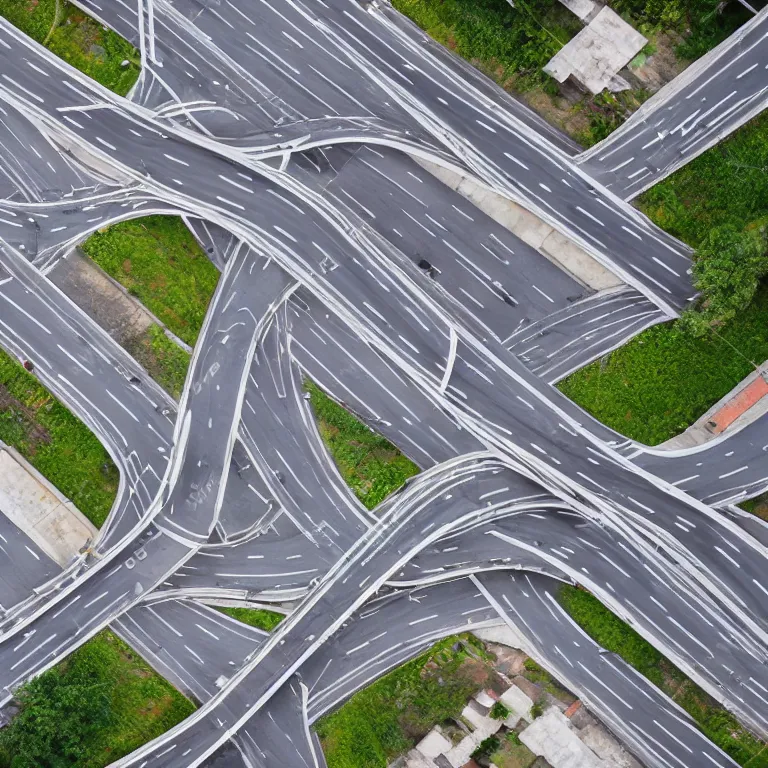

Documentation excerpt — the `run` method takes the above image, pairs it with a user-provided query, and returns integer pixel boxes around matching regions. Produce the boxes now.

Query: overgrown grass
[125,325,191,401]
[0,630,195,768]
[0,348,118,528]
[216,606,285,633]
[392,0,578,91]
[82,217,220,347]
[606,0,750,60]
[558,587,768,766]
[640,113,768,247]
[316,635,493,768]
[0,0,139,95]
[558,284,768,445]
[306,381,420,509]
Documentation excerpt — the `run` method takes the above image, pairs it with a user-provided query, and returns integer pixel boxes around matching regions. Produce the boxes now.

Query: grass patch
[124,325,191,401]
[316,635,494,768]
[558,284,768,445]
[0,347,118,528]
[739,494,768,522]
[560,115,768,446]
[82,217,220,347]
[0,630,195,768]
[639,113,768,248]
[306,381,420,509]
[216,606,284,633]
[558,586,767,766]
[0,0,139,96]
[491,738,536,768]
[391,0,578,91]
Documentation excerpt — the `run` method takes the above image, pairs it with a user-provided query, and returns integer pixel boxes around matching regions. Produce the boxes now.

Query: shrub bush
[682,224,768,335]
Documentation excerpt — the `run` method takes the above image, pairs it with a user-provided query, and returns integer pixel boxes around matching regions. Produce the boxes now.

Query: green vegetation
[558,586,768,766]
[560,115,768,445]
[306,381,420,509]
[0,0,139,95]
[125,325,191,400]
[82,217,220,347]
[217,606,285,633]
[317,635,494,768]
[489,701,510,720]
[607,0,750,59]
[679,225,767,336]
[391,0,577,92]
[491,735,536,768]
[558,284,768,444]
[506,731,522,746]
[641,113,768,245]
[740,494,768,522]
[471,735,501,760]
[0,347,118,527]
[0,630,195,768]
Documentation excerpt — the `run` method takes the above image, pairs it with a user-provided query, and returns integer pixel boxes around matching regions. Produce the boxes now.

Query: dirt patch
[628,31,688,92]
[48,249,152,345]
[0,384,52,451]
[519,88,592,141]
[751,501,768,522]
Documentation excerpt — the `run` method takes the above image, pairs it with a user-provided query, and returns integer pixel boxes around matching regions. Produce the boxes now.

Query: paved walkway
[0,442,96,567]
[660,362,768,450]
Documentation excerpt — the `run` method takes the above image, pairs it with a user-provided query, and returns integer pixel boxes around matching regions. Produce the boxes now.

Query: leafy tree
[0,668,112,768]
[489,701,510,720]
[680,225,767,336]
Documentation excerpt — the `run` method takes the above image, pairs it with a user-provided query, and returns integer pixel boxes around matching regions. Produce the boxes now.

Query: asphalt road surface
[0,2,766,767]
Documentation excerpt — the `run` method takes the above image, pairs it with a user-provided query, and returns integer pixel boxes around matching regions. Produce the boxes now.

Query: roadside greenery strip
[558,587,768,766]
[216,607,285,633]
[306,381,420,509]
[0,347,118,528]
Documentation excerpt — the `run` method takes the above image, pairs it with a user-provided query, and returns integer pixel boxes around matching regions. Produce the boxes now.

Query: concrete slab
[445,715,501,768]
[501,684,534,723]
[520,708,608,768]
[558,0,596,21]
[49,248,192,352]
[513,675,543,703]
[475,690,496,709]
[401,749,437,768]
[49,248,152,345]
[0,444,97,566]
[579,724,643,768]
[544,7,647,94]
[461,700,490,730]
[417,730,453,759]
